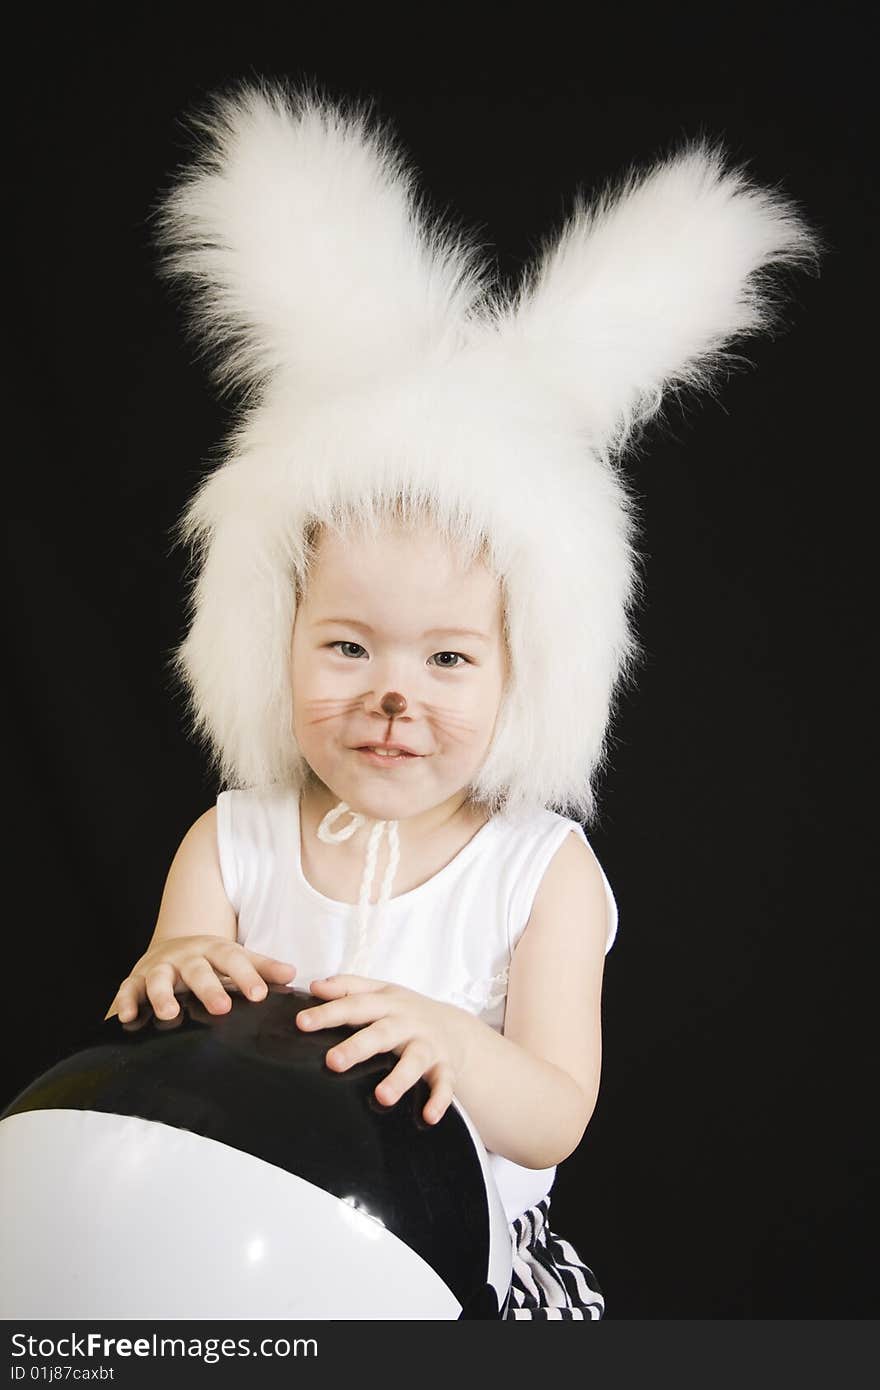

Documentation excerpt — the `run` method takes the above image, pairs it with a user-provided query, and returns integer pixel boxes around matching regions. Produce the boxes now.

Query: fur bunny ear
[150,79,490,401]
[490,136,824,456]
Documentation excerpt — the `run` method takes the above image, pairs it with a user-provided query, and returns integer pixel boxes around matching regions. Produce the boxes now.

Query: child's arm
[104,808,297,1022]
[303,830,609,1170]
[448,830,609,1169]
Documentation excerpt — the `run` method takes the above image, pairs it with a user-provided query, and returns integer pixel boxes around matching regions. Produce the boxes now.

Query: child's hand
[105,936,297,1023]
[297,975,471,1125]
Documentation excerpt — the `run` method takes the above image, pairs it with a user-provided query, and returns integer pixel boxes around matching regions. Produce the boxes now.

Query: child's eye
[430,651,469,668]
[328,641,368,659]
[327,642,469,667]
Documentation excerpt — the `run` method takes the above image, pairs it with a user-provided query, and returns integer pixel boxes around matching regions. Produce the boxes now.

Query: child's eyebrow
[314,617,490,643]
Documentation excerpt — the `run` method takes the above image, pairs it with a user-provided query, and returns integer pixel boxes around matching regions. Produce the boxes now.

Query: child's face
[291,521,508,823]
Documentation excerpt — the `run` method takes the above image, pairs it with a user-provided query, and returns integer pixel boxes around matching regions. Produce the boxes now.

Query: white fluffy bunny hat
[153,78,821,841]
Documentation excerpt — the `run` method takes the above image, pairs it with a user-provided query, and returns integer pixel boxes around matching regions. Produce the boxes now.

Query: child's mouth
[355,747,418,766]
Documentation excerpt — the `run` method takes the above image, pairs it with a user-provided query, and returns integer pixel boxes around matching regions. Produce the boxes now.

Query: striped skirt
[504,1197,605,1319]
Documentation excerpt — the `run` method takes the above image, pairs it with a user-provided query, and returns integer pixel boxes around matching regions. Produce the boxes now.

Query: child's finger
[143,961,184,1020]
[113,977,145,1023]
[246,951,298,977]
[204,944,295,1002]
[309,974,380,995]
[373,1040,432,1107]
[424,1067,455,1124]
[298,991,385,1032]
[323,1019,399,1070]
[174,957,235,1015]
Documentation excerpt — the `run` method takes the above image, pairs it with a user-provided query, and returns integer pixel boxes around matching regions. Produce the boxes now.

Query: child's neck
[300,774,487,853]
[298,773,492,904]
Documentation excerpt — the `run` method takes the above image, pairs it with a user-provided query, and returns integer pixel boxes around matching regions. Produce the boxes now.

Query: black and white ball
[0,987,512,1319]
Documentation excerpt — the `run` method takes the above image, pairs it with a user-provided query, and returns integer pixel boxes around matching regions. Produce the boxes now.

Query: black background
[6,2,874,1319]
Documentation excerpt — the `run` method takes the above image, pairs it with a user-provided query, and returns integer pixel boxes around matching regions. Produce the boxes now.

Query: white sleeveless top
[215,786,618,1224]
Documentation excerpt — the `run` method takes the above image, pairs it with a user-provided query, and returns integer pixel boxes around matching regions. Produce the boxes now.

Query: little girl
[105,79,821,1318]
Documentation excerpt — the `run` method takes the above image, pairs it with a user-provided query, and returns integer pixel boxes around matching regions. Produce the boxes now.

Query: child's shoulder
[218,783,291,804]
[216,784,293,820]
[493,805,617,955]
[215,784,295,853]
[491,803,589,846]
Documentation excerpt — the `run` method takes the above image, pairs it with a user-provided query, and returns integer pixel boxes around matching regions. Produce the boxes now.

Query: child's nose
[380,691,407,717]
